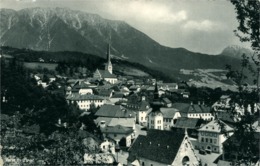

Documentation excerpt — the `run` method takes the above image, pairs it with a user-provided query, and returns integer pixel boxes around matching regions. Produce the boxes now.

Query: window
[214,139,217,144]
[114,134,117,137]
[201,137,204,142]
[210,139,212,143]
[206,138,208,142]
[141,117,143,121]
[142,162,145,166]
[182,156,190,166]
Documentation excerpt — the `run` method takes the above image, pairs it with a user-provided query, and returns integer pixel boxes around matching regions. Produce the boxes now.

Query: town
[1,44,259,166]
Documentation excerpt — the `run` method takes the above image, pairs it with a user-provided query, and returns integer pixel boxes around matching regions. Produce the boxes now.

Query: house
[110,92,126,104]
[98,89,113,99]
[160,108,181,130]
[93,44,118,84]
[162,97,172,107]
[212,96,257,122]
[66,93,105,111]
[197,120,233,154]
[174,117,206,139]
[136,99,150,125]
[101,125,134,147]
[100,137,116,154]
[71,81,94,95]
[127,129,200,166]
[95,105,135,117]
[173,102,214,121]
[95,104,136,130]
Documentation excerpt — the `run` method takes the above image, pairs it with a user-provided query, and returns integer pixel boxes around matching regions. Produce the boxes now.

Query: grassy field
[24,62,58,71]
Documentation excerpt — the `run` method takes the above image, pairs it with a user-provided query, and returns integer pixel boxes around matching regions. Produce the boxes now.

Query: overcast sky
[0,0,251,54]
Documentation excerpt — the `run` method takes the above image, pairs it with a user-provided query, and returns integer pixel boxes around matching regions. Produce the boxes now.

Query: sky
[0,0,251,55]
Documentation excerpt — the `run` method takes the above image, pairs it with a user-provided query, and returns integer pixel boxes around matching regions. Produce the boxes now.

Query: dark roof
[160,108,179,118]
[111,93,124,98]
[174,118,201,129]
[99,70,117,78]
[95,104,135,118]
[101,125,133,134]
[98,89,113,97]
[66,93,104,101]
[128,129,186,164]
[162,98,172,104]
[173,103,211,114]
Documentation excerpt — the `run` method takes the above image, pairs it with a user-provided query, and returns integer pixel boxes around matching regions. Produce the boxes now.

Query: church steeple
[105,44,113,74]
[107,44,111,63]
[153,81,159,101]
[151,81,162,112]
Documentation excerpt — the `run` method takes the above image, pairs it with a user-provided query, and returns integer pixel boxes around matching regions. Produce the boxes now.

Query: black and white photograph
[0,0,259,165]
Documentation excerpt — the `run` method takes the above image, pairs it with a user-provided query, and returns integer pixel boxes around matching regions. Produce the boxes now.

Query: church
[93,44,118,84]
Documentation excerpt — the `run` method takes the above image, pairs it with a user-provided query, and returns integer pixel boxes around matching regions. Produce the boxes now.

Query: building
[127,129,200,166]
[101,125,133,147]
[66,93,105,111]
[173,102,214,121]
[71,80,94,95]
[93,44,118,84]
[197,120,233,154]
[160,108,181,130]
[95,104,136,131]
[212,95,258,122]
[147,83,164,130]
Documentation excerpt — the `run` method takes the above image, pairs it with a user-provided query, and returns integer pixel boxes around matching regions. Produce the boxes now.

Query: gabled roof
[66,93,104,101]
[173,103,211,114]
[101,125,133,134]
[128,129,186,164]
[99,70,117,79]
[160,108,179,118]
[162,98,172,104]
[111,93,124,98]
[98,89,113,97]
[95,104,135,118]
[198,120,233,133]
[109,118,135,128]
[174,117,202,129]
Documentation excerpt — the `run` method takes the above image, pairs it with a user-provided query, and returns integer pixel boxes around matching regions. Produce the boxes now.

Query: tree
[219,1,260,165]
[230,0,260,93]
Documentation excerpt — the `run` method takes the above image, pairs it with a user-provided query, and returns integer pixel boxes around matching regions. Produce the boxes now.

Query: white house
[197,120,233,153]
[66,93,105,111]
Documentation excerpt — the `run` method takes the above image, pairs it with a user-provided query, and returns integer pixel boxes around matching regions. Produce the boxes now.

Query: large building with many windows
[66,93,105,111]
[197,120,233,153]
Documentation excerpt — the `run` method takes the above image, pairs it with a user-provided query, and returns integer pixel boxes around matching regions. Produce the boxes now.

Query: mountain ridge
[0,7,242,74]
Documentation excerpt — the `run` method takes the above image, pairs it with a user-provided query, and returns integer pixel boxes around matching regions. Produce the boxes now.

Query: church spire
[153,81,159,101]
[107,43,111,63]
[105,43,113,74]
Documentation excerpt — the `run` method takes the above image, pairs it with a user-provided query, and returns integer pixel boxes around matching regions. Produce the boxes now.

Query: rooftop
[66,93,104,101]
[128,129,186,164]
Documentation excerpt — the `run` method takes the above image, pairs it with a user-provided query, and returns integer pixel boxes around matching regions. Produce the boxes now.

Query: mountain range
[0,7,247,78]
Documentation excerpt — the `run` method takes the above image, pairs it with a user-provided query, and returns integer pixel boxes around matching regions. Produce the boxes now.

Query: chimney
[202,101,205,106]
[198,101,201,105]
[141,96,146,101]
[190,101,193,106]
